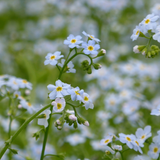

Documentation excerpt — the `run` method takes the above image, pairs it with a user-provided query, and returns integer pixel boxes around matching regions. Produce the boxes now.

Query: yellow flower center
[136,30,140,35]
[75,91,80,95]
[110,100,115,105]
[105,139,110,143]
[15,94,19,98]
[135,141,139,146]
[50,55,55,60]
[22,80,27,84]
[13,81,17,85]
[154,147,158,153]
[84,96,89,101]
[56,86,62,92]
[89,35,94,39]
[141,135,145,139]
[88,46,94,51]
[145,19,150,24]
[28,102,32,107]
[57,103,62,109]
[71,39,77,43]
[126,137,131,141]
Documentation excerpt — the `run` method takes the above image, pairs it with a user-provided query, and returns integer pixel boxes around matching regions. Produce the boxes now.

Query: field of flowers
[0,0,160,160]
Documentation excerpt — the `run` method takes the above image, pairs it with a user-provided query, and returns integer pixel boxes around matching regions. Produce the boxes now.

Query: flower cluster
[0,75,34,113]
[131,13,160,58]
[100,126,152,159]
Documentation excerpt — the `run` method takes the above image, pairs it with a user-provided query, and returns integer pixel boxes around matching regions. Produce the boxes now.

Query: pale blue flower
[47,80,70,100]
[44,51,63,66]
[64,34,83,48]
[153,25,160,42]
[130,25,142,41]
[140,13,159,34]
[82,31,100,43]
[82,40,100,56]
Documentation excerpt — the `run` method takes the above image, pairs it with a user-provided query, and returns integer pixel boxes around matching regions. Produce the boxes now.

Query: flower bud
[133,45,146,53]
[73,121,78,129]
[69,114,77,121]
[81,60,89,71]
[93,63,102,70]
[97,49,106,57]
[87,66,92,74]
[25,89,31,95]
[18,104,22,109]
[84,121,89,126]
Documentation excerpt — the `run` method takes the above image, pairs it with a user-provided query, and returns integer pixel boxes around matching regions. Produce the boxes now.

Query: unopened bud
[84,121,89,126]
[133,45,146,53]
[97,49,106,57]
[56,119,61,125]
[93,63,102,70]
[18,104,22,109]
[57,126,62,130]
[87,67,92,74]
[69,114,77,121]
[25,89,31,95]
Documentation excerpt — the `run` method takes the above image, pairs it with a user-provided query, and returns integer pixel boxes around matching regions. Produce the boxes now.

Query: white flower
[20,100,35,114]
[148,143,160,159]
[136,126,152,143]
[151,104,160,116]
[18,79,32,90]
[47,80,70,100]
[84,121,89,126]
[81,92,94,110]
[64,34,83,48]
[51,97,66,112]
[140,13,159,34]
[122,99,140,116]
[119,133,134,149]
[133,155,151,160]
[100,135,113,145]
[131,25,142,41]
[82,40,100,56]
[105,146,115,155]
[6,77,20,90]
[44,51,64,66]
[38,109,51,128]
[153,25,160,42]
[67,86,84,101]
[82,31,100,43]
[112,145,122,151]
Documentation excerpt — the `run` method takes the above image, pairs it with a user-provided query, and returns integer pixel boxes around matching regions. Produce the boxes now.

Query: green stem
[66,102,79,117]
[40,105,53,160]
[56,64,61,71]
[0,104,51,159]
[8,116,12,160]
[58,52,93,79]
[120,151,124,160]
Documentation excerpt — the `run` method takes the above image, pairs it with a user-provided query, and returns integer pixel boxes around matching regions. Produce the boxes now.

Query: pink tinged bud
[101,49,106,54]
[133,45,140,53]
[69,114,77,121]
[56,119,61,125]
[84,121,89,126]
[18,104,22,108]
[57,126,62,129]
[25,89,31,95]
[142,51,146,55]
